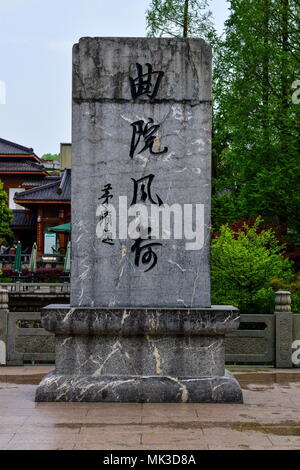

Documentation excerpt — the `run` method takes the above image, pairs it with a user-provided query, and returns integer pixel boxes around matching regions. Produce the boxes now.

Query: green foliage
[211,219,293,313]
[0,277,12,283]
[146,1,300,239]
[145,1,300,312]
[146,0,216,42]
[292,294,300,314]
[0,179,13,245]
[213,0,300,236]
[41,153,60,161]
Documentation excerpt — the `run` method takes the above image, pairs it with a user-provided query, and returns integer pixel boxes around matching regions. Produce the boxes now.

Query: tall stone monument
[36,37,243,403]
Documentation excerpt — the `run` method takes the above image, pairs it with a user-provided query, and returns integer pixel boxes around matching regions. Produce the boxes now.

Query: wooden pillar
[58,234,65,252]
[37,207,44,255]
[58,208,66,252]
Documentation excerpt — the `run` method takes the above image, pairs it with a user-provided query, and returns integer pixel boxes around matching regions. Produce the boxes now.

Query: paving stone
[1,368,300,449]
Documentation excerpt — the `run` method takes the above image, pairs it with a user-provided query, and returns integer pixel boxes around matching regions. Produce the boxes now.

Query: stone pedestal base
[35,305,243,403]
[36,371,242,403]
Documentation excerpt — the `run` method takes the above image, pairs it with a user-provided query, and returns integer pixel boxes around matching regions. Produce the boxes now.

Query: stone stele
[36,37,243,403]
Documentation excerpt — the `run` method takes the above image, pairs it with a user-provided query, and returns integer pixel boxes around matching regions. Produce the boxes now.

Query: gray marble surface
[36,371,243,403]
[41,305,240,336]
[35,305,243,403]
[73,37,212,103]
[71,37,212,308]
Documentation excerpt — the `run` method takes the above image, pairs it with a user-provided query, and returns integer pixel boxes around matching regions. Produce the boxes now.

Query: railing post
[0,288,9,365]
[275,291,293,368]
[50,285,56,294]
[63,282,69,293]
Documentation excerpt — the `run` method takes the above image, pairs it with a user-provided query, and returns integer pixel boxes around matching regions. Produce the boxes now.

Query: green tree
[213,0,300,236]
[0,179,13,244]
[146,0,215,42]
[211,219,293,313]
[41,153,60,161]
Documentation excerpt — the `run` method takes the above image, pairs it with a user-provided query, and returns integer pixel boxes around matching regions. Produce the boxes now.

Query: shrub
[215,216,300,271]
[0,267,64,282]
[1,267,15,279]
[35,268,64,281]
[211,218,293,313]
[0,277,13,283]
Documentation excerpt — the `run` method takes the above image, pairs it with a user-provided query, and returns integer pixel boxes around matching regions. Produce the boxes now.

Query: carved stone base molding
[36,305,243,403]
[36,371,242,403]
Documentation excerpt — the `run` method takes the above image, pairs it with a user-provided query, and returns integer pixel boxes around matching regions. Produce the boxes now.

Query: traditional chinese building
[0,137,49,248]
[14,169,71,255]
[0,138,71,255]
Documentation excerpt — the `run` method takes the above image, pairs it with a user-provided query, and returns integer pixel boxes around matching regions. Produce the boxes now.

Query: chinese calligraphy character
[98,184,114,246]
[131,229,162,272]
[130,118,168,159]
[99,184,113,205]
[129,63,164,100]
[102,226,114,246]
[99,210,110,222]
[130,174,163,207]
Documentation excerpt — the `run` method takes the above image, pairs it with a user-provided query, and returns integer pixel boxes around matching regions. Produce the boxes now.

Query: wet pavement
[0,367,300,450]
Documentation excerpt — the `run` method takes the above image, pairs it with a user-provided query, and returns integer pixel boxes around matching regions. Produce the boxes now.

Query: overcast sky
[0,0,229,156]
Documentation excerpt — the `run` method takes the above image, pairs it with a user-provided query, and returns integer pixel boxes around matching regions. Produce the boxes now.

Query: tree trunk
[279,0,289,226]
[262,0,270,166]
[183,0,189,38]
[280,0,289,148]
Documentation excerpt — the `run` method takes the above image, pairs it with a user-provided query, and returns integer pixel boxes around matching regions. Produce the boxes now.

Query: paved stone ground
[0,367,300,450]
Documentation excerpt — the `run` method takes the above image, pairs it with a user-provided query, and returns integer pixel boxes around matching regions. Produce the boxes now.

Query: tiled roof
[0,138,35,155]
[0,159,46,173]
[14,169,71,202]
[12,210,37,227]
[21,176,60,187]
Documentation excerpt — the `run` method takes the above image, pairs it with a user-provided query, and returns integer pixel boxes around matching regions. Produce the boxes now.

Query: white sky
[0,0,229,156]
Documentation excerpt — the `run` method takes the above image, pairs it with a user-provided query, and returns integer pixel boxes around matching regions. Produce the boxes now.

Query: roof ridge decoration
[28,160,45,169]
